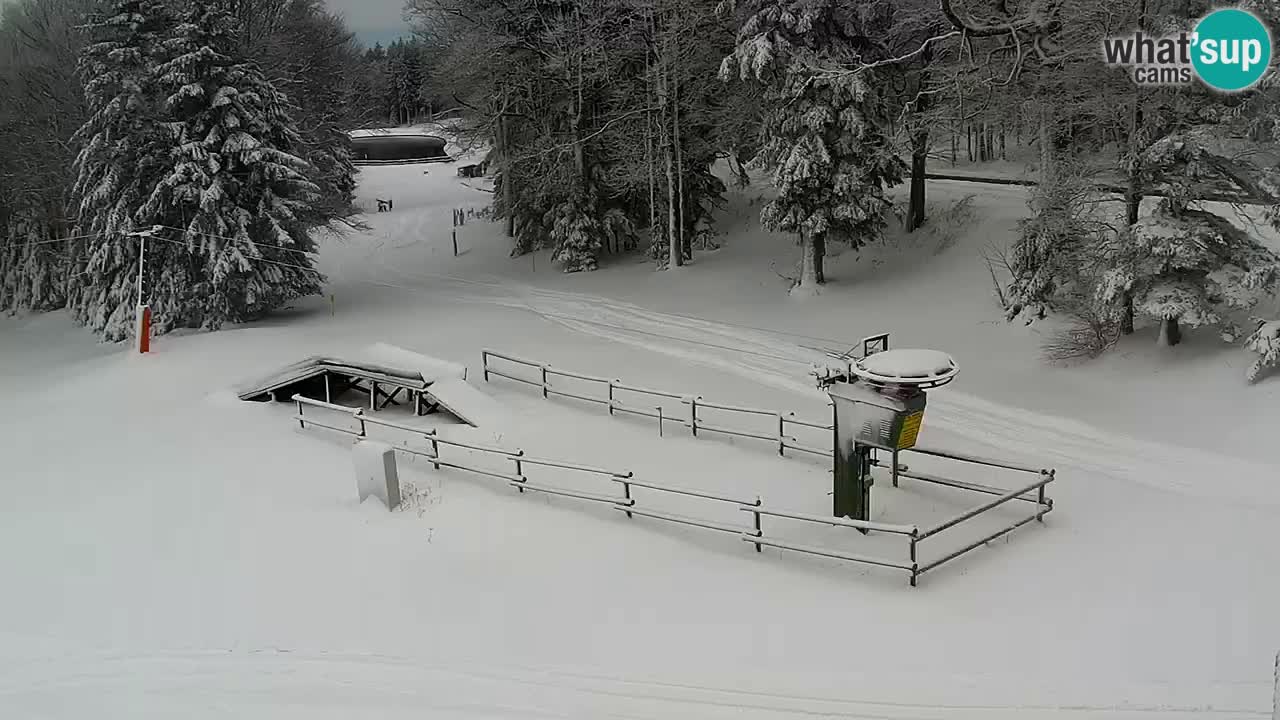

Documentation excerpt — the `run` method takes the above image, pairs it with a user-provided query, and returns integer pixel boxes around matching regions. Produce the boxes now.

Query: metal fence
[480,348,835,457]
[292,393,1054,586]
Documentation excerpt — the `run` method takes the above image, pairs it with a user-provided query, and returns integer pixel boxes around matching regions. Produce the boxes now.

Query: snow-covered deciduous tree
[240,0,362,225]
[1004,157,1105,323]
[65,0,174,337]
[720,0,902,294]
[1244,319,1280,384]
[139,0,323,331]
[0,0,91,314]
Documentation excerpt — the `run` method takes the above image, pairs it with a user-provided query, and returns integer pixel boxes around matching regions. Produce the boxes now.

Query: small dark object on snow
[376,198,393,212]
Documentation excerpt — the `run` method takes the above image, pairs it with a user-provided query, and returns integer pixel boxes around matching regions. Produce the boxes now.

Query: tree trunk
[812,233,825,284]
[966,124,973,162]
[907,63,930,232]
[645,15,657,245]
[569,3,587,188]
[498,107,515,239]
[796,232,825,293]
[1120,18,1145,337]
[1038,106,1054,188]
[999,122,1006,160]
[908,128,928,231]
[950,121,957,167]
[657,14,680,268]
[646,85,656,242]
[672,42,686,261]
[1157,317,1181,346]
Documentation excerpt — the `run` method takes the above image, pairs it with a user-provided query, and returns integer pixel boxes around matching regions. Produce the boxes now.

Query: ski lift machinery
[815,335,959,527]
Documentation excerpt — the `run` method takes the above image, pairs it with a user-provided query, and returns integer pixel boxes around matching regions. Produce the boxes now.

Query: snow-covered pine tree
[720,0,902,294]
[65,0,174,338]
[548,196,603,273]
[1095,139,1280,347]
[140,0,323,331]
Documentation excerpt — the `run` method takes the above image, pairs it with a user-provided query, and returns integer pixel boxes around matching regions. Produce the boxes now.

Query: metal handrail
[743,536,914,571]
[904,445,1046,476]
[615,477,756,506]
[617,506,751,535]
[522,456,632,478]
[917,474,1054,541]
[744,505,918,536]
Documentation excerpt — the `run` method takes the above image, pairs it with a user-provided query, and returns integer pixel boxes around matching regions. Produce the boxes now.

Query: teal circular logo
[1191,8,1272,92]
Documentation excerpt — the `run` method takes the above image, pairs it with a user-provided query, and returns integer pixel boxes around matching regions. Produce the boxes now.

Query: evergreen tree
[65,0,173,337]
[140,0,323,331]
[720,0,902,293]
[1096,137,1280,347]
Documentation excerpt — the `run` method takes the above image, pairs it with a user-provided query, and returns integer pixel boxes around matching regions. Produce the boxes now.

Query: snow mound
[426,378,510,431]
[858,348,956,380]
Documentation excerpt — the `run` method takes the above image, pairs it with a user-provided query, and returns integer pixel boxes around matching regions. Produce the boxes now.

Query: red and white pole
[133,230,151,354]
[135,304,151,354]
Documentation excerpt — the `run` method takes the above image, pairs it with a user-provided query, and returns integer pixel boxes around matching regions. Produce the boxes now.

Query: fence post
[777,414,785,456]
[513,453,524,492]
[607,380,615,416]
[689,396,699,437]
[909,529,919,587]
[621,481,632,517]
[428,430,440,469]
[1038,470,1052,521]
[657,406,664,437]
[1273,650,1278,720]
[295,397,305,429]
[541,365,549,399]
[481,351,489,382]
[356,409,367,438]
[750,497,763,552]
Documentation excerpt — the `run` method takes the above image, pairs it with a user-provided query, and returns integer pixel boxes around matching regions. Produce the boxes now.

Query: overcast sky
[324,0,411,46]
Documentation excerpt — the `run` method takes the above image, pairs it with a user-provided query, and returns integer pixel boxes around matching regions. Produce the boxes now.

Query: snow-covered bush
[1040,301,1122,364]
[1244,319,1280,384]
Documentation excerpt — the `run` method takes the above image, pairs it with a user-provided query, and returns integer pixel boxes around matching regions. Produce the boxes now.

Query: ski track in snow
[366,256,1280,509]
[2,649,1269,720]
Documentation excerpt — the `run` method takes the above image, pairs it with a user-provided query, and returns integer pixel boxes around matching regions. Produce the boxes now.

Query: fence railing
[292,392,1054,586]
[293,394,636,506]
[481,348,834,457]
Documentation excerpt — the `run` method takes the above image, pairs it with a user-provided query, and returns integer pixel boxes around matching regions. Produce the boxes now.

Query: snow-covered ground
[2,161,1278,719]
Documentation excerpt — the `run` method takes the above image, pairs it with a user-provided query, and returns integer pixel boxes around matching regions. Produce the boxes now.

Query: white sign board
[352,440,401,510]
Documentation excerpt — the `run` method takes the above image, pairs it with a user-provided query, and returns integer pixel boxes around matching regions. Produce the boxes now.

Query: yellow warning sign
[897,411,924,449]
